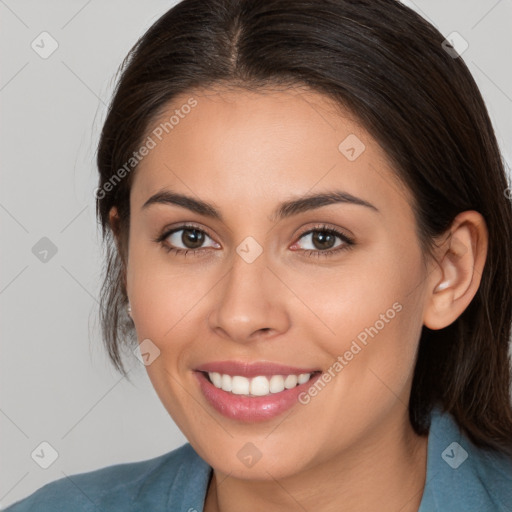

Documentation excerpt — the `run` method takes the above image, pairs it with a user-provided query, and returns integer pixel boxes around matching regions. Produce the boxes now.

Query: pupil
[313,231,335,250]
[182,229,204,249]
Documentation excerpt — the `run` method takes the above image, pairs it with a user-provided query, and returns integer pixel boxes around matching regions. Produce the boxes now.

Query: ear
[109,206,122,250]
[108,206,128,291]
[423,210,488,330]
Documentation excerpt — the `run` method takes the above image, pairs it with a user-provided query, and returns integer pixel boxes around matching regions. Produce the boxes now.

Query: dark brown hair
[95,0,512,455]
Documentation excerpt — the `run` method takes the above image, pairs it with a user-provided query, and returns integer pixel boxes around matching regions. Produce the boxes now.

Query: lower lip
[194,371,321,422]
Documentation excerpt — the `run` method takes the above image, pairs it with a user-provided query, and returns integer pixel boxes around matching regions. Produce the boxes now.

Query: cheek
[128,264,210,343]
[307,240,425,397]
[126,236,189,337]
[298,238,422,345]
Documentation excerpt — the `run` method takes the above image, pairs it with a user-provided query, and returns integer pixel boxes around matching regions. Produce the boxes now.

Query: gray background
[1,0,511,508]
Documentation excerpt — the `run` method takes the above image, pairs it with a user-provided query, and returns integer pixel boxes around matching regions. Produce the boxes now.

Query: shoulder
[419,406,512,512]
[4,442,212,512]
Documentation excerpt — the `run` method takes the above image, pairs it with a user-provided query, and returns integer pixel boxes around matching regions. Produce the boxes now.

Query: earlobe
[423,211,488,331]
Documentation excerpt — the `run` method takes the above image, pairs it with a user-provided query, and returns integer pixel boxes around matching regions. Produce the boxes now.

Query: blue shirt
[5,406,512,511]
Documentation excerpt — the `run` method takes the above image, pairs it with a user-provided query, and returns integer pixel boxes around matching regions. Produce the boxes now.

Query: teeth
[250,376,270,396]
[207,372,313,396]
[284,374,298,389]
[210,372,222,388]
[221,373,232,392]
[232,376,250,395]
[269,375,285,393]
[297,373,310,385]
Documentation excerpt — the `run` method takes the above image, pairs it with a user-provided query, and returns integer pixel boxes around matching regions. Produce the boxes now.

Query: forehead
[130,86,413,220]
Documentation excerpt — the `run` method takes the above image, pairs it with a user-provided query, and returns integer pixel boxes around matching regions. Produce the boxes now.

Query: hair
[95,0,512,455]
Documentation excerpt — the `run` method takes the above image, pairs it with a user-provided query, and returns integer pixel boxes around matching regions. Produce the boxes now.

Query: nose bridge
[209,241,290,342]
[226,244,267,301]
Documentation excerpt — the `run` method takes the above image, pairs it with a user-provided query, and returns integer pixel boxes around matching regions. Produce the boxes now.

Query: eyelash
[153,223,355,259]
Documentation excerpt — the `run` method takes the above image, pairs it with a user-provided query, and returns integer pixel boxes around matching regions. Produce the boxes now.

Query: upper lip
[195,360,320,378]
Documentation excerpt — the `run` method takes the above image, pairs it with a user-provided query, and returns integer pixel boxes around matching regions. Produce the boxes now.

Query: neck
[204,407,429,512]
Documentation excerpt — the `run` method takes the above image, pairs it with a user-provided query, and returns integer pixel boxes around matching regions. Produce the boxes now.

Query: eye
[154,224,220,256]
[154,222,355,258]
[291,224,355,258]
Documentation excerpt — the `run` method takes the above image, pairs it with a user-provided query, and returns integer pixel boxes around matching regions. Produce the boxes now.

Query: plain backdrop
[1,0,511,508]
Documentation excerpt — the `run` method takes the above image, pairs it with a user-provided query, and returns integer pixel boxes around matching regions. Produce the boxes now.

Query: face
[121,86,431,480]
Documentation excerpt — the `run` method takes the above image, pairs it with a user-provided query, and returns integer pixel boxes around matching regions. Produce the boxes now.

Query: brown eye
[310,231,337,250]
[158,224,220,255]
[179,228,205,249]
[290,225,355,258]
[296,229,345,251]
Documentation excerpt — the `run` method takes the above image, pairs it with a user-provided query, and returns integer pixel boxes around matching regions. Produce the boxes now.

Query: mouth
[201,370,320,397]
[193,361,322,422]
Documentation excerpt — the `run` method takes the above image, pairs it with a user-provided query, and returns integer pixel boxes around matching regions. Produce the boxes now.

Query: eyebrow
[142,188,379,221]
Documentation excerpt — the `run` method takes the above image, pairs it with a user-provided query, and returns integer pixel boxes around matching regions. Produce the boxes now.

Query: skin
[109,86,488,512]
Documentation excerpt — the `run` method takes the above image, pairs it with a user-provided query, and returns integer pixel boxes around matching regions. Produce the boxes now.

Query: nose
[208,249,291,344]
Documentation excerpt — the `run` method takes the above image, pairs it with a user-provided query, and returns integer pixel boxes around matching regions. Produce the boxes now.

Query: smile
[206,371,314,396]
[194,361,322,422]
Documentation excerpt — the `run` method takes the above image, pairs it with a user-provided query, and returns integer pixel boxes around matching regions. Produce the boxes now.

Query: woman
[6,0,512,510]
